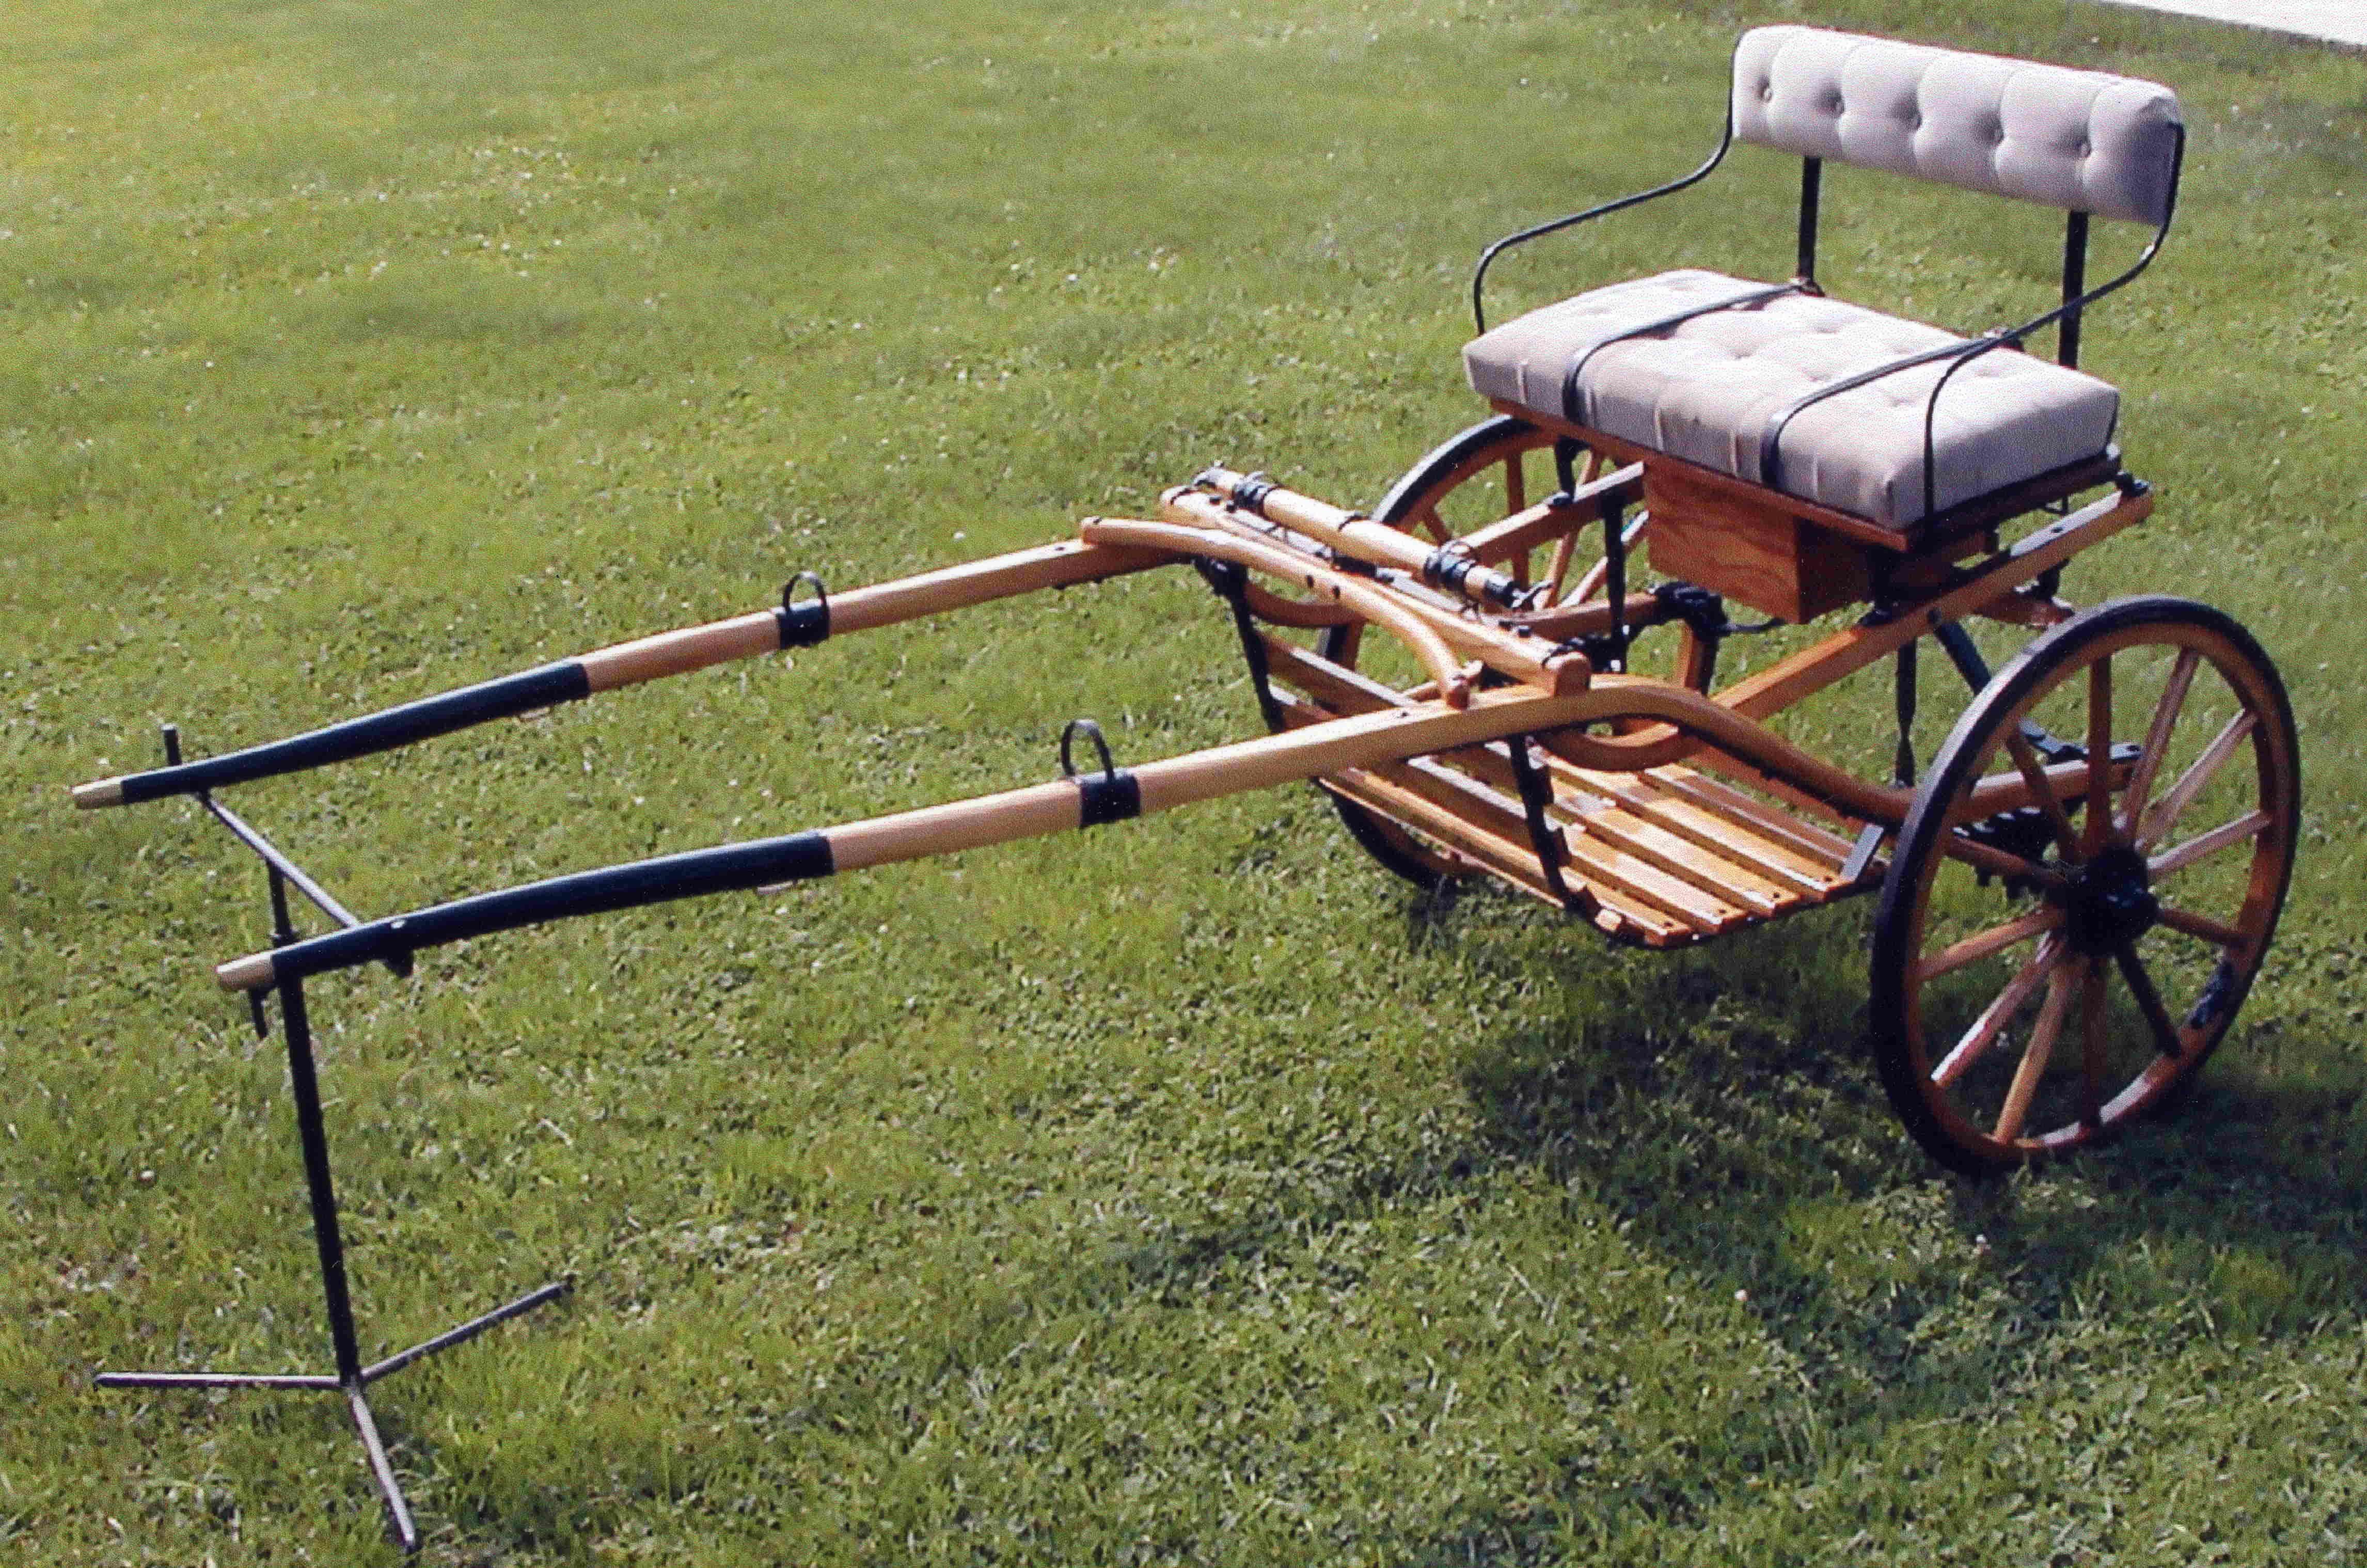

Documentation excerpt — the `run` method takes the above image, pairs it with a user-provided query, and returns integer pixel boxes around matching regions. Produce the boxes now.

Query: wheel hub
[2059,843,2158,954]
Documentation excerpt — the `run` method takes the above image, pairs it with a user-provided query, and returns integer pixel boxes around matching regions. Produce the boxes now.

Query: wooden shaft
[1080,517,1477,706]
[1151,494,1592,694]
[825,781,1084,873]
[578,611,781,693]
[1239,580,1356,629]
[1179,469,1434,578]
[75,537,1170,809]
[1181,468,1534,611]
[827,538,1166,635]
[215,685,1599,990]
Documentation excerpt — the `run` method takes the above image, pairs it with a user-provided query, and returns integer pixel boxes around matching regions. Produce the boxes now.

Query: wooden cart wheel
[1312,415,1591,888]
[1869,597,2299,1174]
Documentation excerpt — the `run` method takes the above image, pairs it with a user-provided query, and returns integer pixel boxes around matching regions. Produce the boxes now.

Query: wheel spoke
[2006,731,2082,860]
[1413,506,1453,546]
[1915,906,2061,984]
[2111,941,2185,1060]
[2155,901,2247,950]
[2148,810,2270,879]
[2080,955,2108,1127]
[2136,711,2256,850]
[1933,935,2063,1088]
[2085,656,2113,856]
[2119,647,2199,837]
[1995,956,2077,1143]
[1503,452,1526,516]
[1939,830,2065,891]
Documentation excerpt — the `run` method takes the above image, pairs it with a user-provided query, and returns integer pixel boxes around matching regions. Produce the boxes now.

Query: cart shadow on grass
[1059,885,2367,1560]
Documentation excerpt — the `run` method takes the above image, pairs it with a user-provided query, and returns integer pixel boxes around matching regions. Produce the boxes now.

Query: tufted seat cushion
[1462,269,2121,527]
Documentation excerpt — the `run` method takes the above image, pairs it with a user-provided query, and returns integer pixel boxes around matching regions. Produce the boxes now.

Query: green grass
[6,0,2367,1561]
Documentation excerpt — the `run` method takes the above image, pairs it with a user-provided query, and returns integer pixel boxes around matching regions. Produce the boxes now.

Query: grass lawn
[6,0,2367,1561]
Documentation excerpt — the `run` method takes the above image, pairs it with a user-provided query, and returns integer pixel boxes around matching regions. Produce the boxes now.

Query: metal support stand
[94,726,570,1555]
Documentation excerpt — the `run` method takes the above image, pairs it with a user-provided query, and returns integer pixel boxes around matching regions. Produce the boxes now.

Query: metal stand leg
[98,861,569,1554]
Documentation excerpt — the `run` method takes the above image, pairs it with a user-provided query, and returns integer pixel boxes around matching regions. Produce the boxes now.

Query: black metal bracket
[1060,718,1140,828]
[778,570,831,648]
[93,724,571,1555]
[1194,559,1288,735]
[1504,733,1592,920]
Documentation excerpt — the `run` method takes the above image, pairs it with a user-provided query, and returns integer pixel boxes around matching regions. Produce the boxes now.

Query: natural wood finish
[1637,766,1858,864]
[1130,685,1599,817]
[2121,647,2199,836]
[1994,957,2076,1141]
[1126,503,1590,700]
[1458,499,1589,570]
[2085,657,2114,857]
[1453,462,1647,572]
[1083,517,1476,705]
[1239,580,1355,629]
[577,539,1173,688]
[1948,755,2131,827]
[1972,589,2077,629]
[2149,810,2271,879]
[824,780,1084,874]
[579,611,782,693]
[1554,830,1746,933]
[1494,403,1912,550]
[1173,470,1437,582]
[1514,487,2154,799]
[2136,711,2256,851]
[828,539,1169,636]
[819,684,1601,874]
[1510,590,1671,646]
[1566,512,1648,606]
[1567,807,1788,916]
[1643,465,1871,623]
[1563,770,1846,895]
[1315,768,1609,924]
[1264,642,1841,920]
[1671,623,1718,693]
[1932,936,2060,1088]
[1915,907,2061,985]
[2006,732,2083,858]
[2155,902,2246,949]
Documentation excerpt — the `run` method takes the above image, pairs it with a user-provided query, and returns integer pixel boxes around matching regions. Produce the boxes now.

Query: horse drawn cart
[72,26,2296,1550]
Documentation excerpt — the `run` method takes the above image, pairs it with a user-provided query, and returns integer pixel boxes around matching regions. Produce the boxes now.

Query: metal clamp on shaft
[777,571,830,648]
[1421,546,1534,611]
[1060,719,1140,828]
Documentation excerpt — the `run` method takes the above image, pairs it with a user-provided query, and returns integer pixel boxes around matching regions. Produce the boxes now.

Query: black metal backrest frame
[1467,48,2187,528]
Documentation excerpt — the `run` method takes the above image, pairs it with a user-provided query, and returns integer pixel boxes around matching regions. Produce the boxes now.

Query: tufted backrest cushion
[1731,26,2183,227]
